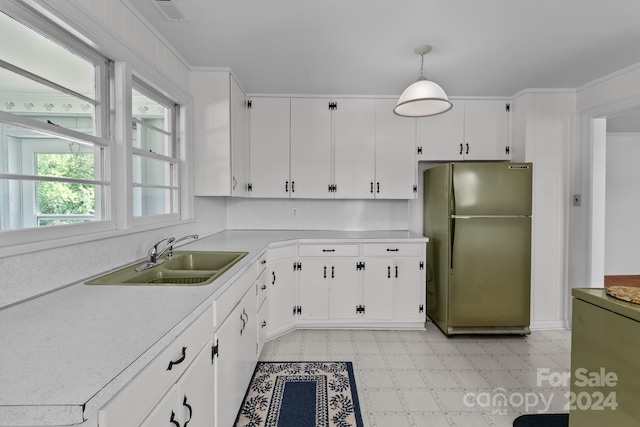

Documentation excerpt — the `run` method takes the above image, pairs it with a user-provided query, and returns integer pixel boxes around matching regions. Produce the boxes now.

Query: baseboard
[530,320,570,330]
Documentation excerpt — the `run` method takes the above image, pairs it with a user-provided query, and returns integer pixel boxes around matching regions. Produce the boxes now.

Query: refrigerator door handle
[450,216,455,269]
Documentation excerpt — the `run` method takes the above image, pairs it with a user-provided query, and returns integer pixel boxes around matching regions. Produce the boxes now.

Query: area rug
[235,361,364,427]
[513,413,569,426]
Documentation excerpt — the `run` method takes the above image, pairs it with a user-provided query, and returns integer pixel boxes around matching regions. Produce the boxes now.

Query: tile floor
[258,320,572,427]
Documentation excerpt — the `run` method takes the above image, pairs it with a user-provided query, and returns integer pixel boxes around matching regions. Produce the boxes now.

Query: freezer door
[448,216,531,327]
[452,162,532,216]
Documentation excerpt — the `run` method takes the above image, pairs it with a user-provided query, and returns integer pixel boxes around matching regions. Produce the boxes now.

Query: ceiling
[131,0,640,97]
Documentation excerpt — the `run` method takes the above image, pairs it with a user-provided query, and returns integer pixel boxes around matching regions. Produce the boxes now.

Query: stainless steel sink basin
[85,251,248,286]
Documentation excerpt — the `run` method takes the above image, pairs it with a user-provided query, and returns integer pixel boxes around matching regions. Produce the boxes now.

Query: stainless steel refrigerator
[424,162,532,335]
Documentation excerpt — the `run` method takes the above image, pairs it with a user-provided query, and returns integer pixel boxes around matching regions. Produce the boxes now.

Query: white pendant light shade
[394,45,452,117]
[394,76,452,117]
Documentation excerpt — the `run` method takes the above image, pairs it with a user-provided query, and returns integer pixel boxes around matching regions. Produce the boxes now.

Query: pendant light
[394,45,452,117]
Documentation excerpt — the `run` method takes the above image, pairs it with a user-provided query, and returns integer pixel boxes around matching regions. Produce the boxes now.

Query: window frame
[130,78,181,227]
[0,2,193,258]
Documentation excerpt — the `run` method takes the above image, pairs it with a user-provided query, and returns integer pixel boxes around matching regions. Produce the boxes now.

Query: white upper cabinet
[463,99,510,160]
[231,76,249,196]
[417,99,465,160]
[417,99,510,161]
[248,97,291,198]
[374,99,417,199]
[192,71,249,196]
[333,98,376,199]
[290,98,333,198]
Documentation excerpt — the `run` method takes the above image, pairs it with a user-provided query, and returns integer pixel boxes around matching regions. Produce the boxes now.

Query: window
[131,80,180,222]
[0,9,111,241]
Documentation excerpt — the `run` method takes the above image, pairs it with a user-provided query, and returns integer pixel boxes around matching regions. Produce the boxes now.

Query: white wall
[605,133,640,274]
[571,63,640,290]
[226,198,409,231]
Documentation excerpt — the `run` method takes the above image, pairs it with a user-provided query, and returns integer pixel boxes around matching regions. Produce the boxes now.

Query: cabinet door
[362,260,393,319]
[392,258,425,320]
[290,98,332,198]
[139,384,180,427]
[298,259,330,320]
[178,339,214,427]
[240,287,258,382]
[329,259,360,320]
[417,99,464,161]
[249,97,291,198]
[214,303,244,427]
[463,99,509,161]
[374,99,417,199]
[268,258,298,333]
[231,76,249,196]
[333,98,375,199]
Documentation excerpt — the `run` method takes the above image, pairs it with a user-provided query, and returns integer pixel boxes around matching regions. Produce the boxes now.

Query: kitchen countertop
[572,287,640,322]
[0,230,427,426]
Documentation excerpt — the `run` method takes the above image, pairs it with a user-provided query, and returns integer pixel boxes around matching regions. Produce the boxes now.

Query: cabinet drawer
[257,269,267,309]
[267,245,297,262]
[362,243,424,257]
[256,251,268,275]
[98,306,213,427]
[298,244,359,257]
[215,264,256,327]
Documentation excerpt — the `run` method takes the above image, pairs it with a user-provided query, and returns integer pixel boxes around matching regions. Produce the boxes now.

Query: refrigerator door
[423,164,452,333]
[452,162,532,216]
[448,216,531,328]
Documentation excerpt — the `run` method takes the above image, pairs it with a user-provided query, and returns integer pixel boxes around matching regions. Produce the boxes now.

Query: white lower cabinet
[267,241,426,336]
[98,307,213,427]
[267,247,298,334]
[140,338,214,427]
[361,259,394,320]
[214,285,258,427]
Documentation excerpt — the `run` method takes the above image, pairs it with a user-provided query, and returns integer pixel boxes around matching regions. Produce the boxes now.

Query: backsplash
[225,198,409,231]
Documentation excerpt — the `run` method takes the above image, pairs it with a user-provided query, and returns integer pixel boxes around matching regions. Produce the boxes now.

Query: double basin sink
[85,251,248,286]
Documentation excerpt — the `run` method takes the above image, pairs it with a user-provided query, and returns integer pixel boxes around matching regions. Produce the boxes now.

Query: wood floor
[604,275,640,288]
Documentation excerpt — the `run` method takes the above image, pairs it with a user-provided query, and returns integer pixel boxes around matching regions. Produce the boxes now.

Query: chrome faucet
[136,237,175,271]
[164,234,199,259]
[135,234,199,272]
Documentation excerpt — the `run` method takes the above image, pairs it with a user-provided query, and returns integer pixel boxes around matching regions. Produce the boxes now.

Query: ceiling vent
[153,0,190,21]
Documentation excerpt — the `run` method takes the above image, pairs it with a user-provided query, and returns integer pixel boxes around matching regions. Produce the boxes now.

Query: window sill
[0,217,196,259]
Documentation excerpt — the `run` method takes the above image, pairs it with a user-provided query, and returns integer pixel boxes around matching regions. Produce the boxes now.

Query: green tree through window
[36,151,95,226]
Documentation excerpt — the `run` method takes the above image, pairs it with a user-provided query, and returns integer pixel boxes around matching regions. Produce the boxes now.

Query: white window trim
[0,1,195,258]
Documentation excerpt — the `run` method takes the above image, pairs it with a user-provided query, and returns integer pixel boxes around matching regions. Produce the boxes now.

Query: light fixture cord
[420,53,425,77]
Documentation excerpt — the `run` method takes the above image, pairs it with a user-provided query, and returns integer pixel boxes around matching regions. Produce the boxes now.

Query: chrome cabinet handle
[285,181,289,192]
[167,347,187,371]
[466,143,469,155]
[386,248,399,252]
[272,271,276,285]
[395,265,398,278]
[183,395,193,427]
[331,266,335,279]
[323,266,327,278]
[459,143,463,155]
[387,266,391,279]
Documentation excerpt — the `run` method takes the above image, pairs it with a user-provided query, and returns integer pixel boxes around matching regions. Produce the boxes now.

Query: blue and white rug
[235,362,364,427]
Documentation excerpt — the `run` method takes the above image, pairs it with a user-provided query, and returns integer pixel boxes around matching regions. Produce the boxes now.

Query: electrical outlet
[292,208,298,217]
[573,194,581,207]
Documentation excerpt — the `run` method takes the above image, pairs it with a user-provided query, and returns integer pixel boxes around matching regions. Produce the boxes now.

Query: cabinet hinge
[328,184,337,193]
[413,185,418,193]
[293,261,302,271]
[419,261,424,270]
[505,146,510,155]
[417,146,423,155]
[247,99,252,109]
[419,304,424,313]
[329,101,337,110]
[356,261,365,271]
[293,305,302,315]
[356,305,365,314]
[247,183,253,191]
[506,103,510,112]
[212,339,219,361]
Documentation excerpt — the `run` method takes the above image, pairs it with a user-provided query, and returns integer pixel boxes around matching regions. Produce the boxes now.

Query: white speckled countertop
[0,230,427,426]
